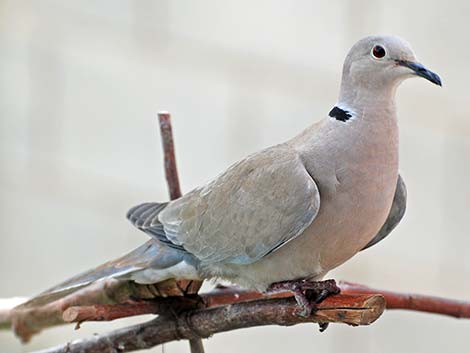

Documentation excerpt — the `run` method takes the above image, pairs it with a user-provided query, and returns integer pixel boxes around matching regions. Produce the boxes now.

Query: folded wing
[129,144,321,265]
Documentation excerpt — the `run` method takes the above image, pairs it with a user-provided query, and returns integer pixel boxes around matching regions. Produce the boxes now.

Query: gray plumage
[159,145,320,265]
[362,174,407,251]
[22,35,441,305]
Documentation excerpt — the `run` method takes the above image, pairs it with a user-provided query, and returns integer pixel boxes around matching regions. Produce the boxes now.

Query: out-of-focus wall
[1,1,469,352]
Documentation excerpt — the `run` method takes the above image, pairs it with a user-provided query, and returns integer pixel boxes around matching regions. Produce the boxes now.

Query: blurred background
[1,1,469,352]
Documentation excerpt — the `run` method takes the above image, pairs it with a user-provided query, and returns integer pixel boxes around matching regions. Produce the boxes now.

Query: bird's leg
[268,279,340,320]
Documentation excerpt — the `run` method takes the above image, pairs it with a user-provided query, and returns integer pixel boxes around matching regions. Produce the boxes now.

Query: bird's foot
[268,279,340,324]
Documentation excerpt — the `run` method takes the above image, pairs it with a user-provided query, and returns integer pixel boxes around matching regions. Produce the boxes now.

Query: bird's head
[341,35,441,95]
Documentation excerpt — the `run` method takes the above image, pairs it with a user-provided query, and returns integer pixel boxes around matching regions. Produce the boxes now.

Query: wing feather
[149,144,321,265]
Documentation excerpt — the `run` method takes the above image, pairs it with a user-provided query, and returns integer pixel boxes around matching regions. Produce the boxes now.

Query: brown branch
[158,111,182,200]
[9,280,173,342]
[0,297,27,329]
[157,112,202,296]
[189,338,206,353]
[339,281,470,318]
[60,287,285,324]
[62,296,203,324]
[158,111,204,352]
[4,281,470,347]
[59,282,470,326]
[32,294,385,353]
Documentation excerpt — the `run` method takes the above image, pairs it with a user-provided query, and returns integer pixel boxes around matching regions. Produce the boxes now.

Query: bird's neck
[337,81,399,122]
[291,82,400,154]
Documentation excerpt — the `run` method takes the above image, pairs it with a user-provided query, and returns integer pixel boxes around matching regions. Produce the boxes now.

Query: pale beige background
[1,1,469,352]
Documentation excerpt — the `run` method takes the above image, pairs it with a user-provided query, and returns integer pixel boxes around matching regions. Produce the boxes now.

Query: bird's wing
[128,143,320,265]
[361,174,407,251]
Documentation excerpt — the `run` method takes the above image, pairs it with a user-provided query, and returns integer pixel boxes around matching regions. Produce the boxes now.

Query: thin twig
[339,281,470,318]
[158,112,182,200]
[158,112,204,353]
[189,338,206,353]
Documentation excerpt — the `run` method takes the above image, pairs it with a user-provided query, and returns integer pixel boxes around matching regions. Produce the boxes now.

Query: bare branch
[32,294,385,353]
[7,280,470,344]
[339,281,470,318]
[158,112,204,352]
[157,112,202,295]
[58,281,470,327]
[158,112,182,200]
[0,297,27,329]
[9,280,164,342]
[62,296,203,324]
[189,338,206,353]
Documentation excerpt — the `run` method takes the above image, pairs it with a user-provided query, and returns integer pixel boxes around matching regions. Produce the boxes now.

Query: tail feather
[17,202,191,310]
[19,240,183,309]
[127,202,168,228]
[126,202,186,251]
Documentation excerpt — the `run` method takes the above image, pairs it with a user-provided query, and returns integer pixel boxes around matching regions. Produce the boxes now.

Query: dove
[22,35,441,316]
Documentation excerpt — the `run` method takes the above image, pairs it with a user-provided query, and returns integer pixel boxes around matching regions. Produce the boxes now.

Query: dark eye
[372,45,386,59]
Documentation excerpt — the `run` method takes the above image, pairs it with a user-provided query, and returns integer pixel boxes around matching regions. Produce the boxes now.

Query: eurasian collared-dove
[23,35,441,315]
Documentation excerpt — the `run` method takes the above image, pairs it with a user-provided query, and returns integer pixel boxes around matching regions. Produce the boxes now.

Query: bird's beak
[396,60,442,86]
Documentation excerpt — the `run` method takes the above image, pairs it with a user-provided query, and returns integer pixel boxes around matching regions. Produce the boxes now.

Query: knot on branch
[175,311,210,341]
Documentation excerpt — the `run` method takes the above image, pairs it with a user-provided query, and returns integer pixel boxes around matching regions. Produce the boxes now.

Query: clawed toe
[268,279,340,318]
[318,322,329,332]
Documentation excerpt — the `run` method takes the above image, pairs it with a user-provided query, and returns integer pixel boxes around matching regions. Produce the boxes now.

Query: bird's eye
[371,45,386,59]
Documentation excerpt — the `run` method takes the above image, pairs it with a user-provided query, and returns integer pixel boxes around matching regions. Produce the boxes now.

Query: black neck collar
[329,106,352,122]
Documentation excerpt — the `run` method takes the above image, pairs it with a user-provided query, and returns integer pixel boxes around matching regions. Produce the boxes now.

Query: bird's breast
[309,118,400,270]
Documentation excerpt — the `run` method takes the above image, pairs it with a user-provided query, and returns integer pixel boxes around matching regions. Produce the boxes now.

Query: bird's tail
[18,240,191,309]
